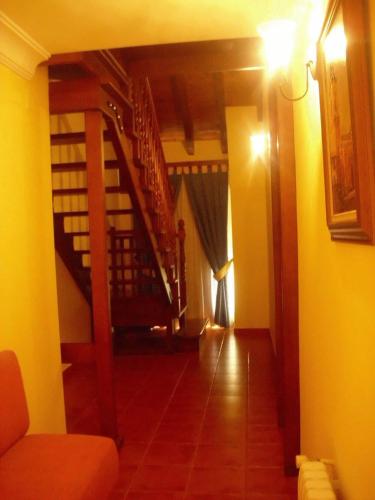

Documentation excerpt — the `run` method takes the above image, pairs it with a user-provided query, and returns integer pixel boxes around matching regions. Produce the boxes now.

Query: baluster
[109,226,118,298]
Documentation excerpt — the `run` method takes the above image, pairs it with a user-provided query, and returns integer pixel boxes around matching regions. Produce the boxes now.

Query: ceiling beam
[170,76,194,155]
[213,73,228,155]
[122,38,263,77]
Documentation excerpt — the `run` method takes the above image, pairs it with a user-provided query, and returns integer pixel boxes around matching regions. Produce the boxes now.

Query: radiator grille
[298,461,336,500]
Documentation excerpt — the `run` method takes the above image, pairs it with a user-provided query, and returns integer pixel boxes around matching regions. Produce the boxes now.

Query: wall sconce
[250,132,269,161]
[258,19,317,102]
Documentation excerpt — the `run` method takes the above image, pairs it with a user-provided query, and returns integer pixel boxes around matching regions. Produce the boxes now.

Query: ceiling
[0,0,310,54]
[1,0,316,154]
[114,38,265,149]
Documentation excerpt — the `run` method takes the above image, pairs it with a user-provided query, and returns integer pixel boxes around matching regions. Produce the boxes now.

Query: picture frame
[317,0,375,242]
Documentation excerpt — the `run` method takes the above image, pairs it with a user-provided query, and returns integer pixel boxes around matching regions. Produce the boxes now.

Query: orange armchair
[0,351,119,499]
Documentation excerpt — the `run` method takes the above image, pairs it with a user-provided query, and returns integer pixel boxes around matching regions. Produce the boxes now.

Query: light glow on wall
[324,25,347,63]
[258,19,296,75]
[250,132,269,161]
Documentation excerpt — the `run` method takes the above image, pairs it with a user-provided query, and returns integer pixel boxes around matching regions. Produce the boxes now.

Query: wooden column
[268,84,300,474]
[85,110,118,440]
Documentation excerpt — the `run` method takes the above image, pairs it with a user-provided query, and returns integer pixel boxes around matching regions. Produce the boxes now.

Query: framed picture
[317,0,375,242]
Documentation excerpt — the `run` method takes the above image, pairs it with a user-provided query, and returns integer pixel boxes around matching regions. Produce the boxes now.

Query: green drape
[184,171,230,327]
[169,174,183,204]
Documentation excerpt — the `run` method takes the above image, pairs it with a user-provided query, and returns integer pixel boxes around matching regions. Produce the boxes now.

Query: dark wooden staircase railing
[48,51,187,440]
[49,53,186,324]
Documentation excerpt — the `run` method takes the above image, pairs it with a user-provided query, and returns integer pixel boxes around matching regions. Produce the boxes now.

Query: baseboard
[234,328,270,335]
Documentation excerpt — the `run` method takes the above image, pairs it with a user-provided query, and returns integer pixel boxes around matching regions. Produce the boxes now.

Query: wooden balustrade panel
[131,77,178,305]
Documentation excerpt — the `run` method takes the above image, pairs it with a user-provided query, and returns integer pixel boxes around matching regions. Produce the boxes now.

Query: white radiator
[297,457,337,500]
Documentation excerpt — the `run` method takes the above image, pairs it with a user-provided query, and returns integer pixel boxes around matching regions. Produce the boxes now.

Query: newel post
[85,110,118,440]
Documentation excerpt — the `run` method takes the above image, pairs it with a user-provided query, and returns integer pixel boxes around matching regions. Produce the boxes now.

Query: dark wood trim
[268,83,300,475]
[85,110,118,440]
[213,73,228,154]
[123,37,263,77]
[61,342,95,364]
[48,51,132,103]
[268,87,284,429]
[170,76,194,155]
[166,159,228,167]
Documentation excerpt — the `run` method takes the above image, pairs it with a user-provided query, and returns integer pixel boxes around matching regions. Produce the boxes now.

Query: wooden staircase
[49,52,187,351]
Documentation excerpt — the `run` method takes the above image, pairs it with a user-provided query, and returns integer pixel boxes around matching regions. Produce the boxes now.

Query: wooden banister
[130,78,179,307]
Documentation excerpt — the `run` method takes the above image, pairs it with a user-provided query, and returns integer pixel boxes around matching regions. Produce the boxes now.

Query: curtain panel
[184,171,230,327]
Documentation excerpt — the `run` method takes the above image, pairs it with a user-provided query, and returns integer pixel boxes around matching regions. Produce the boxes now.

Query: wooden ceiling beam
[213,73,228,155]
[123,38,263,77]
[170,76,194,155]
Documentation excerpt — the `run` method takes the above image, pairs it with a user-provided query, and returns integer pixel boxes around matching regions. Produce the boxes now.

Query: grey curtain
[184,171,230,327]
[169,174,183,204]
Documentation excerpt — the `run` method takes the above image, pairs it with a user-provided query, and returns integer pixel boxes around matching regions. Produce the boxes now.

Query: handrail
[132,78,179,306]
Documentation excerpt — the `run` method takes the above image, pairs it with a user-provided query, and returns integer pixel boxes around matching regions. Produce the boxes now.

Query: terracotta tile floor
[63,328,297,499]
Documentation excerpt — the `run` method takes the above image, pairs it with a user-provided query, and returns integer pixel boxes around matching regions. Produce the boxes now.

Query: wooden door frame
[268,83,300,475]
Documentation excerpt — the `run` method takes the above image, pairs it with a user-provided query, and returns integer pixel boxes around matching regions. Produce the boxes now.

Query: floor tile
[153,422,201,443]
[246,467,297,494]
[115,465,139,491]
[185,495,244,500]
[188,467,245,495]
[194,444,246,467]
[199,422,247,445]
[119,442,148,466]
[63,329,297,499]
[247,425,283,444]
[130,465,191,492]
[126,492,184,499]
[143,442,196,465]
[247,443,284,466]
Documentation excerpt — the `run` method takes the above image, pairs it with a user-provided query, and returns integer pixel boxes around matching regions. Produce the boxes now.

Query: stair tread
[66,230,135,237]
[52,186,122,195]
[75,248,147,254]
[51,160,119,172]
[50,130,111,145]
[54,208,134,217]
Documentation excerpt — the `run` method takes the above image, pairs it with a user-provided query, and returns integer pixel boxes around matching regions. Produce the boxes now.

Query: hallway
[63,329,297,499]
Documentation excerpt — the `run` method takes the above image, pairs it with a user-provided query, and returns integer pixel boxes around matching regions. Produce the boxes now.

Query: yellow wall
[226,107,270,329]
[293,2,375,497]
[0,64,66,433]
[55,253,92,343]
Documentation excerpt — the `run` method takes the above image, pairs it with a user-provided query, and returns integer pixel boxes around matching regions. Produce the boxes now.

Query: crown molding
[0,11,50,79]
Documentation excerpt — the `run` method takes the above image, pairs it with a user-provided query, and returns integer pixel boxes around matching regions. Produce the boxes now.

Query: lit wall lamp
[258,19,317,102]
[250,132,270,162]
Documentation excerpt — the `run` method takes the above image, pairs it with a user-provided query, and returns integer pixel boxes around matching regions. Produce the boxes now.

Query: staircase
[49,51,187,348]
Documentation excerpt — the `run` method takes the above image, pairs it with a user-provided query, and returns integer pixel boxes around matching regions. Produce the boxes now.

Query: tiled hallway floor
[63,329,297,499]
